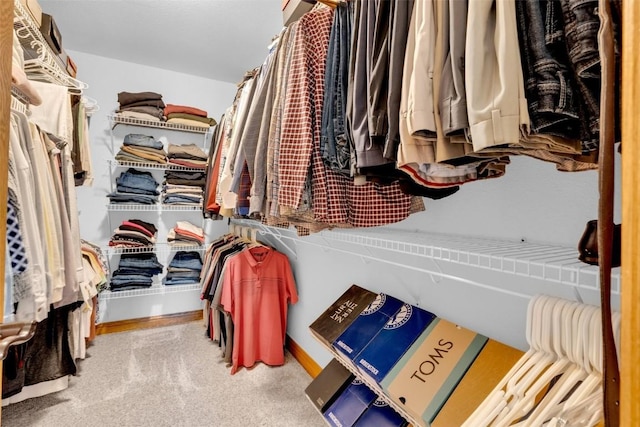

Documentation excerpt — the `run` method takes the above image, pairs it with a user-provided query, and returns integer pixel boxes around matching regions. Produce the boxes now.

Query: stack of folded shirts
[108,168,160,205]
[167,221,205,246]
[115,133,167,165]
[162,183,203,206]
[163,251,203,286]
[167,143,208,169]
[110,252,164,291]
[164,104,217,128]
[116,91,165,121]
[108,219,157,248]
[164,170,207,188]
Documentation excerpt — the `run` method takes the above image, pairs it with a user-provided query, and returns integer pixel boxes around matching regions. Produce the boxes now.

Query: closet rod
[621,0,640,424]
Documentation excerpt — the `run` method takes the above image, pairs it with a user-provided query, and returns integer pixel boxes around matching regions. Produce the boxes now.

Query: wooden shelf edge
[95,310,204,335]
[286,336,322,378]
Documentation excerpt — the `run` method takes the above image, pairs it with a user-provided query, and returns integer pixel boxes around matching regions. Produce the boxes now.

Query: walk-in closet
[1,0,639,426]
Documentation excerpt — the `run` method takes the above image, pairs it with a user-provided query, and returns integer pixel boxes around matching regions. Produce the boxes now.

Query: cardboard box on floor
[19,0,43,26]
[381,318,488,426]
[333,293,404,368]
[309,284,378,350]
[430,339,524,427]
[305,358,354,414]
[353,399,408,427]
[356,303,436,385]
[323,378,378,427]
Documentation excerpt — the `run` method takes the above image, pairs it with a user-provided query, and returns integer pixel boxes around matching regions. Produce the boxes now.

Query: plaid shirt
[278,4,420,229]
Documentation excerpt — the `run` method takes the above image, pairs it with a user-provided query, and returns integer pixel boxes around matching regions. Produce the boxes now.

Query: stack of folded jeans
[167,221,205,246]
[116,91,165,122]
[162,183,204,206]
[108,168,160,205]
[163,251,203,286]
[167,143,208,169]
[115,133,167,165]
[109,219,157,248]
[110,252,164,291]
[163,104,216,128]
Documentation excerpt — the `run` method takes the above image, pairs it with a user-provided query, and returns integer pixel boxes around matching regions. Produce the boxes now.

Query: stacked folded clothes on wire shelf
[108,219,157,248]
[113,93,217,128]
[116,91,165,121]
[164,104,217,128]
[164,169,206,188]
[107,168,160,205]
[161,144,207,206]
[110,252,164,291]
[163,251,203,286]
[162,184,203,206]
[167,143,208,169]
[115,133,167,165]
[167,221,205,246]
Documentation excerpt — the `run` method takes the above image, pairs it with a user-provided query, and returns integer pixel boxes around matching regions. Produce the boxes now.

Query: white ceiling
[37,0,286,84]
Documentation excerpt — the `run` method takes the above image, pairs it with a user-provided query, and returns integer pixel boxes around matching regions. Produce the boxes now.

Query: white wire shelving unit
[108,114,214,136]
[230,219,621,299]
[10,87,30,117]
[104,243,204,256]
[98,283,201,300]
[13,0,88,93]
[108,159,207,173]
[106,204,203,212]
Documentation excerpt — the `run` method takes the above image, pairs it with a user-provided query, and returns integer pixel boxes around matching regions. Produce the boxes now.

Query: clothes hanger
[520,305,598,426]
[494,297,574,427]
[508,301,584,426]
[461,295,547,426]
[567,318,602,406]
[544,392,603,427]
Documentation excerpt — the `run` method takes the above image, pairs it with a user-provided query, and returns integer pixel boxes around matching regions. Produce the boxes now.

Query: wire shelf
[104,243,204,256]
[108,159,207,173]
[108,114,213,135]
[98,283,201,300]
[106,204,203,212]
[229,218,620,297]
[318,228,620,295]
[10,92,29,117]
[13,0,88,93]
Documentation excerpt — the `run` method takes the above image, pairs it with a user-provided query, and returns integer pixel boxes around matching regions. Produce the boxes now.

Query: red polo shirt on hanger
[221,246,298,374]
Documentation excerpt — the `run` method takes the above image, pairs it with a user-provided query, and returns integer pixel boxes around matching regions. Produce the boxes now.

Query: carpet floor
[1,321,326,427]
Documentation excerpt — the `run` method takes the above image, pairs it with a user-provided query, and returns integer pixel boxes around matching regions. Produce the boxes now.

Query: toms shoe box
[353,398,408,427]
[430,339,524,427]
[309,284,378,349]
[323,378,378,427]
[305,358,354,414]
[333,293,404,367]
[380,318,488,427]
[356,303,436,385]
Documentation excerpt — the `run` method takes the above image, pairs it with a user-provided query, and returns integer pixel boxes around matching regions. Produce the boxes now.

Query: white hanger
[497,297,574,427]
[463,295,549,427]
[521,304,597,426]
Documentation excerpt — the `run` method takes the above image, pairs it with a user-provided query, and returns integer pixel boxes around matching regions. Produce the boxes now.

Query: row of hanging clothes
[2,27,107,404]
[199,225,298,375]
[202,0,621,235]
